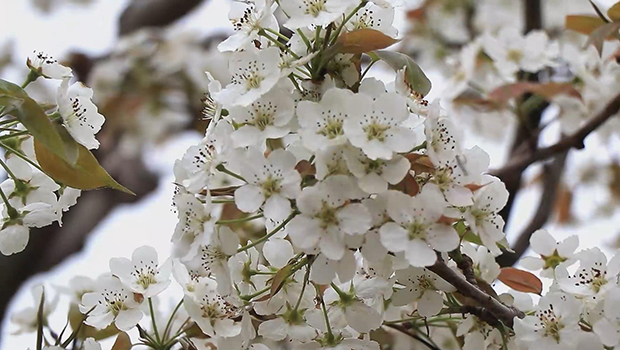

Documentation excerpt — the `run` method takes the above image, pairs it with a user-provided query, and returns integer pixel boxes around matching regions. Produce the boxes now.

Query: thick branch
[497,152,567,267]
[427,258,524,327]
[119,0,206,36]
[495,92,620,179]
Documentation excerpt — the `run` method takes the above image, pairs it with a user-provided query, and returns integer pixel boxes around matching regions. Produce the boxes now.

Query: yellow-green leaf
[608,2,620,21]
[34,125,134,194]
[565,15,607,36]
[0,79,78,165]
[498,267,543,295]
[112,332,132,350]
[337,28,399,54]
[373,50,432,96]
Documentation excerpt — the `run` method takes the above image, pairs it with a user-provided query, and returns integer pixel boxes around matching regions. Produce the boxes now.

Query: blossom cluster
[0,50,110,255]
[8,0,620,350]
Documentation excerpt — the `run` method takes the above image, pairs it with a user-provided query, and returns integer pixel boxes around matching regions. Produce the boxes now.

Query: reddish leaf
[406,153,434,174]
[565,15,608,36]
[498,267,543,295]
[393,173,419,196]
[295,160,316,177]
[488,82,582,107]
[337,29,399,54]
[270,264,294,299]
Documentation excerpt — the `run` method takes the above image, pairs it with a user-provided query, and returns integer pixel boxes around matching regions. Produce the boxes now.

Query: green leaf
[0,79,78,165]
[373,50,432,96]
[34,124,134,194]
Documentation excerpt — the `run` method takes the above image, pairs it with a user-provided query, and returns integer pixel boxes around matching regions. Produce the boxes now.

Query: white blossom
[520,230,579,278]
[218,0,279,52]
[280,0,353,29]
[391,267,455,317]
[56,79,105,150]
[183,278,243,337]
[27,51,72,79]
[109,245,172,297]
[80,275,143,331]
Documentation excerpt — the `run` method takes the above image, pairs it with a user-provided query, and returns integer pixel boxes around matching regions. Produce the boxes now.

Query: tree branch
[119,0,206,36]
[494,92,620,179]
[427,258,524,327]
[497,151,568,266]
[385,324,441,350]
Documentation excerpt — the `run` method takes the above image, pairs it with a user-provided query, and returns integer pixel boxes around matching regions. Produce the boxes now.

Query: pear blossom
[280,0,353,29]
[186,225,239,295]
[174,121,233,193]
[10,285,58,334]
[57,275,96,304]
[234,148,301,221]
[457,315,503,350]
[482,27,559,79]
[593,287,620,347]
[56,79,105,150]
[258,306,317,342]
[229,84,295,149]
[183,278,243,338]
[214,47,282,107]
[0,202,59,255]
[109,245,172,297]
[202,72,224,125]
[461,243,500,284]
[514,292,585,350]
[228,247,262,295]
[172,259,202,295]
[520,230,579,278]
[380,186,458,267]
[288,176,371,260]
[80,275,143,331]
[343,146,410,194]
[172,192,221,259]
[323,284,384,334]
[83,338,102,350]
[218,0,279,52]
[27,51,72,79]
[424,102,462,164]
[344,90,416,160]
[310,250,357,285]
[344,1,398,37]
[315,145,351,180]
[297,88,354,152]
[430,146,490,207]
[556,248,620,297]
[391,267,456,317]
[463,175,508,255]
[1,167,59,209]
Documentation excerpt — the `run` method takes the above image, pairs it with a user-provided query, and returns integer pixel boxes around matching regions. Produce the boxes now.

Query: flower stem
[216,213,263,225]
[294,264,311,311]
[21,70,39,89]
[330,1,367,45]
[0,130,29,141]
[162,299,184,341]
[237,211,298,252]
[0,157,18,181]
[215,164,246,182]
[0,141,46,173]
[148,298,162,345]
[314,282,334,340]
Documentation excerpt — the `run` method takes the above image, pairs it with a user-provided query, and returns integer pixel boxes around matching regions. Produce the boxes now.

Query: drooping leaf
[111,332,132,350]
[34,124,134,194]
[565,15,608,36]
[270,264,294,299]
[585,21,620,56]
[498,267,543,295]
[608,2,620,21]
[373,50,432,96]
[487,82,582,106]
[0,79,78,165]
[337,29,399,54]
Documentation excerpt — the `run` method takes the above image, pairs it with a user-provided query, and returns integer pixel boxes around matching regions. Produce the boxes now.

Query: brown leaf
[295,160,316,177]
[498,267,543,295]
[337,29,399,54]
[112,332,132,350]
[488,82,582,107]
[437,215,458,225]
[406,153,435,174]
[554,185,573,224]
[392,173,419,196]
[565,15,608,36]
[133,293,144,304]
[608,2,620,21]
[270,264,294,299]
[585,21,620,56]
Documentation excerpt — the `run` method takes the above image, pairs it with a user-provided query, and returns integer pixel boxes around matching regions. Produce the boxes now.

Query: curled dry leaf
[498,267,543,295]
[565,15,608,36]
[112,332,132,350]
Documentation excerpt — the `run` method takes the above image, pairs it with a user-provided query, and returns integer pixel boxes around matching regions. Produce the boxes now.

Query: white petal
[529,229,556,256]
[115,308,143,331]
[418,290,443,317]
[404,239,437,267]
[234,185,265,213]
[426,224,459,252]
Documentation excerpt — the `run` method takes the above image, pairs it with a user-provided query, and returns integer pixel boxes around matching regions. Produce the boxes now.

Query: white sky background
[0,1,619,349]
